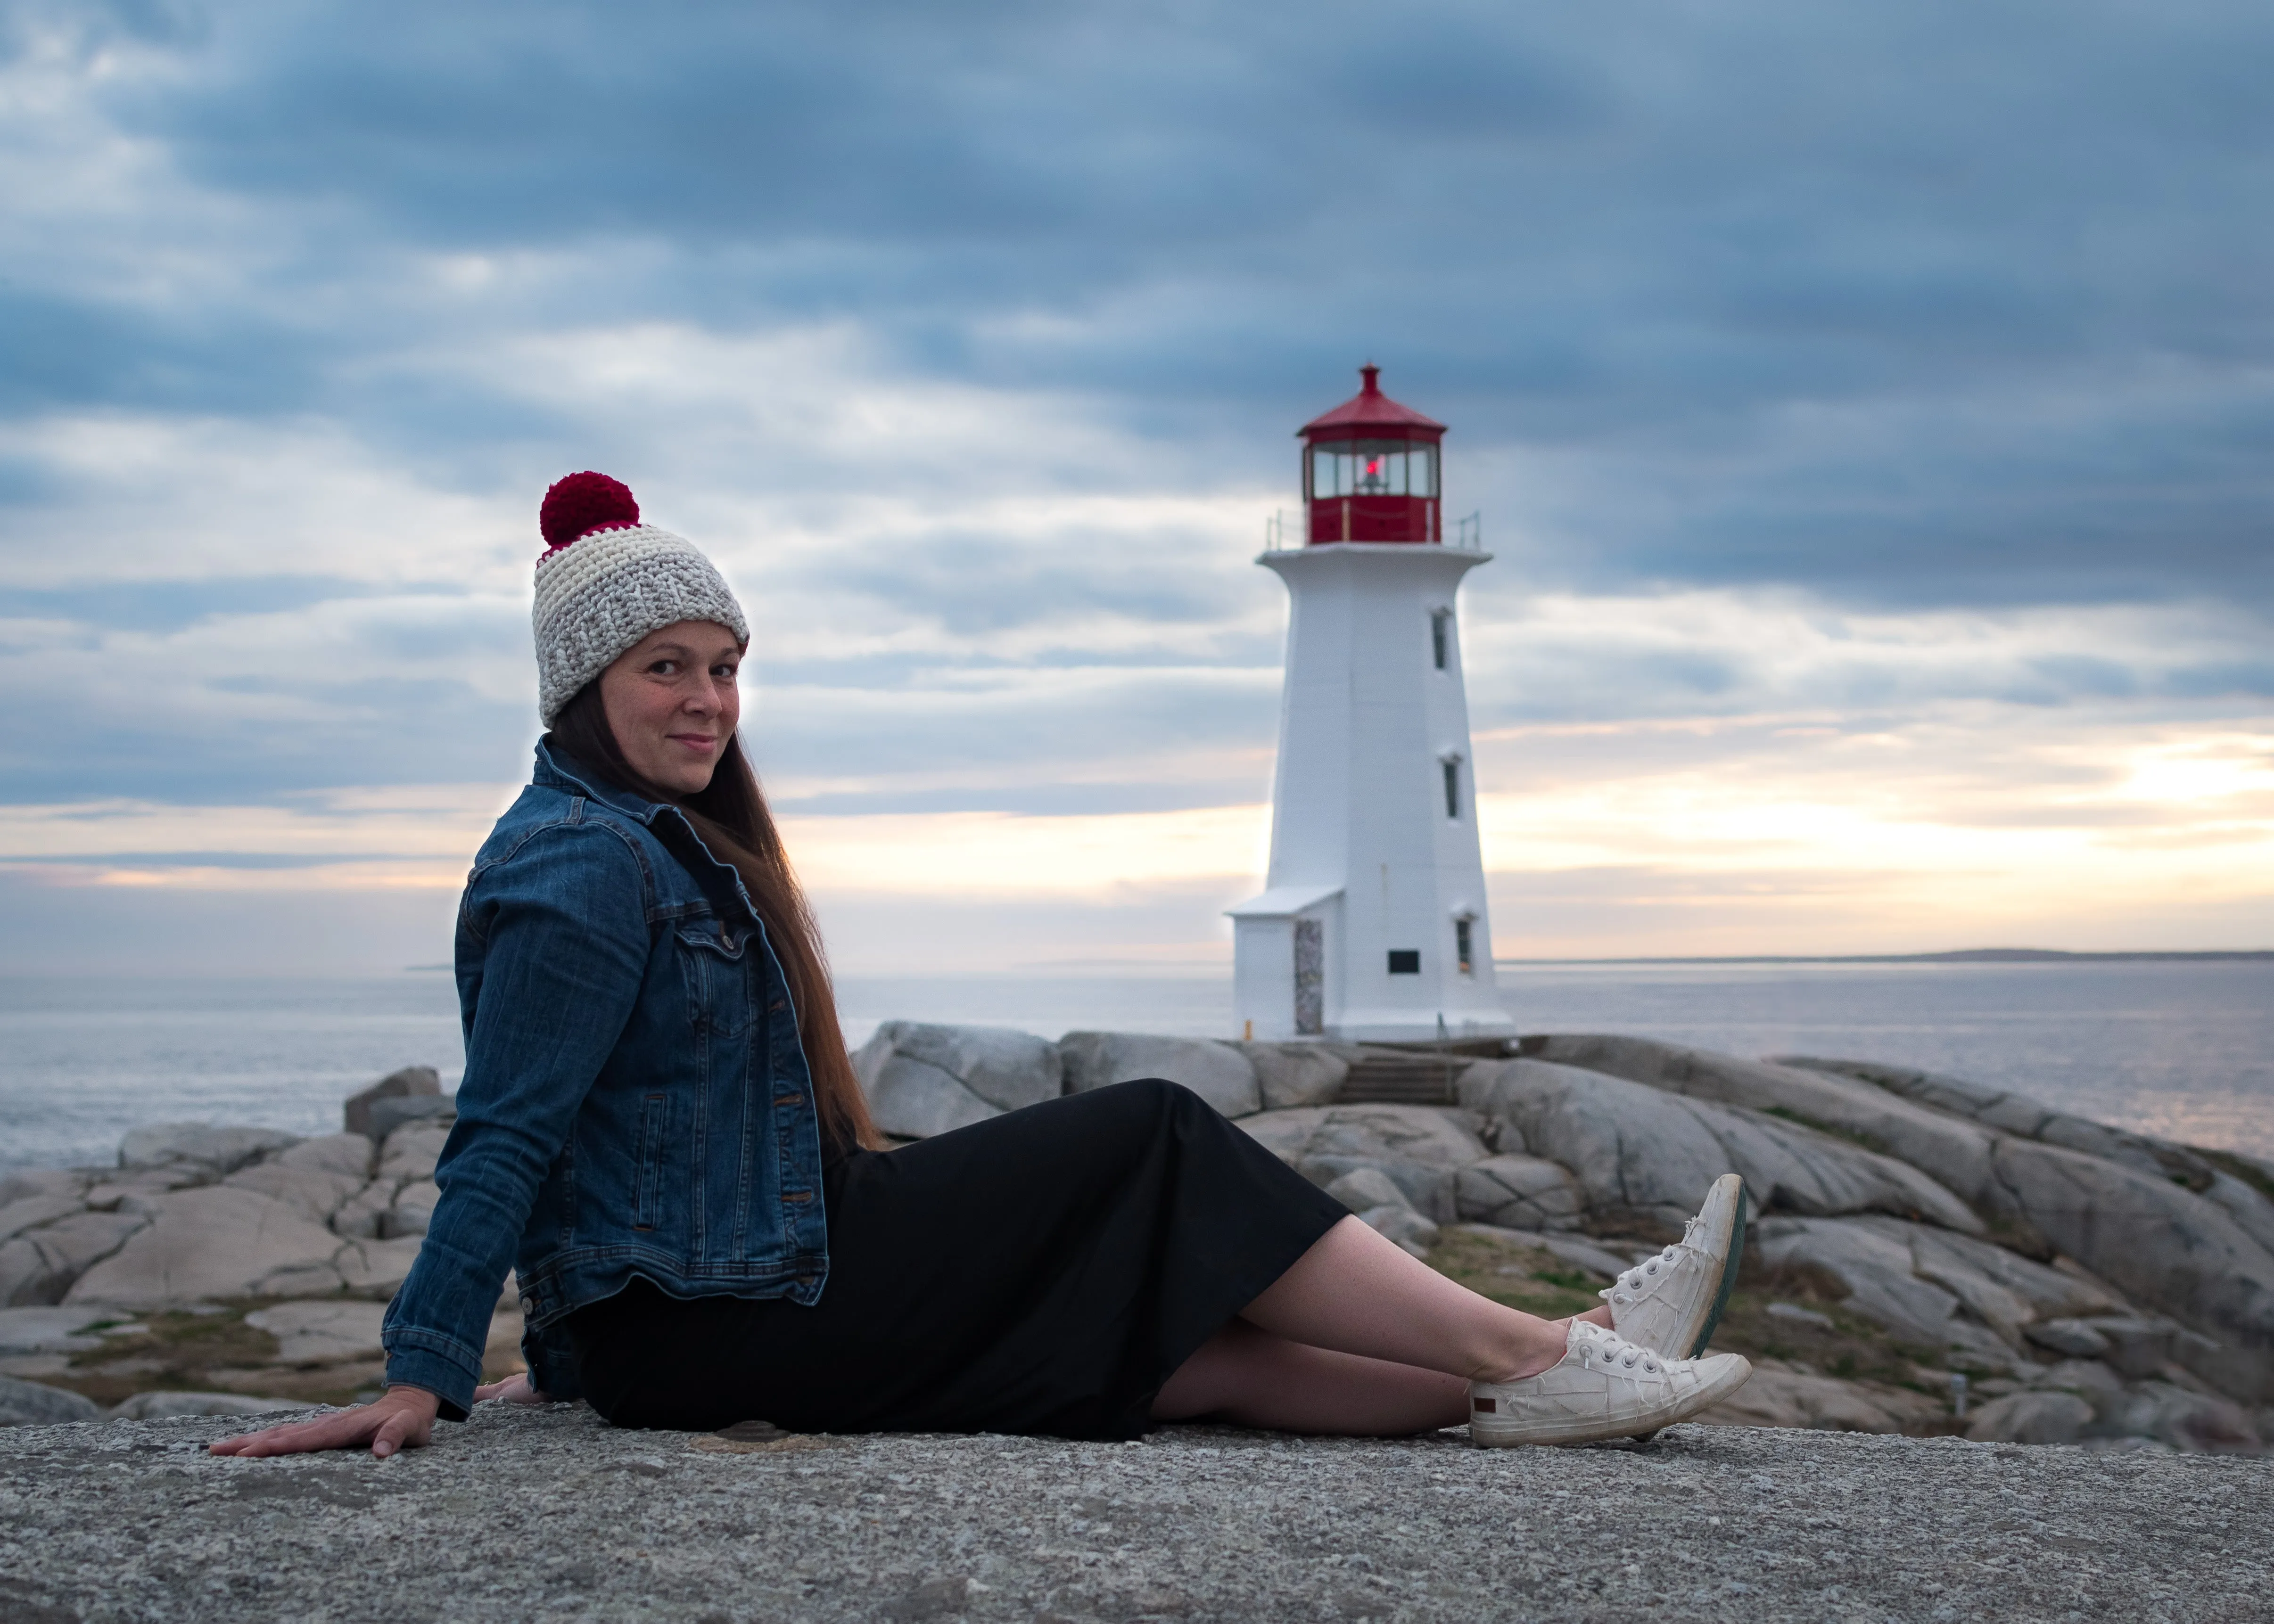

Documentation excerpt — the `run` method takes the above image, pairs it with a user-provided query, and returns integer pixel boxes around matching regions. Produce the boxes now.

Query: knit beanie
[531,472,750,726]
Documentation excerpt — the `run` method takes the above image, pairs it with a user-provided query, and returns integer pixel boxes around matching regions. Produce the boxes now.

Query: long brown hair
[549,680,883,1152]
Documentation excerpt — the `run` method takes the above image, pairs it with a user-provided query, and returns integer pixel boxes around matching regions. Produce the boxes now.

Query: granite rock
[1243,1044,1351,1110]
[0,1170,88,1207]
[1967,1390,2094,1446]
[377,1125,451,1185]
[0,1211,150,1307]
[0,1307,110,1356]
[329,1181,398,1241]
[854,1046,999,1140]
[1460,1058,1983,1237]
[382,1180,441,1240]
[2030,1358,2126,1400]
[345,1064,442,1138]
[856,1023,1062,1119]
[107,1391,307,1420]
[1454,1154,1586,1231]
[368,1094,457,1140]
[1528,1035,2006,1216]
[0,1374,99,1427]
[2203,1169,2274,1258]
[117,1123,298,1182]
[2097,1382,2265,1454]
[1987,1135,2274,1401]
[335,1235,428,1300]
[1059,1033,1261,1119]
[223,1161,370,1228]
[1749,1215,1966,1348]
[1322,1167,1410,1214]
[1789,1056,2222,1190]
[6,1408,2271,1623]
[1694,1365,1939,1434]
[0,1196,84,1245]
[1358,1204,1439,1257]
[2026,1318,2113,1360]
[63,1188,351,1308]
[244,1300,389,1366]
[1239,1104,1489,1222]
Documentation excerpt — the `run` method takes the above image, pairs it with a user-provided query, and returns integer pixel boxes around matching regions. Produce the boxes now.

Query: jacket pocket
[675,919,753,1040]
[632,1091,667,1232]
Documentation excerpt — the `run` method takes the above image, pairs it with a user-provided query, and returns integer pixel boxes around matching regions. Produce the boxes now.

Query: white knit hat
[530,472,750,725]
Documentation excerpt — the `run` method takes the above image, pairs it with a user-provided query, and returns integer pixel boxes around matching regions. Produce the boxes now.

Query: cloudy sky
[2,0,2269,975]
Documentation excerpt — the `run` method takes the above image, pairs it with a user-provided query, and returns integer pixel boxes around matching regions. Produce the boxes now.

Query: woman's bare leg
[1153,1319,1471,1433]
[1152,1215,1617,1431]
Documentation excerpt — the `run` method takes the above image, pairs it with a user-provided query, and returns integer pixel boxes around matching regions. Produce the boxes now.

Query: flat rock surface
[2,1408,2268,1623]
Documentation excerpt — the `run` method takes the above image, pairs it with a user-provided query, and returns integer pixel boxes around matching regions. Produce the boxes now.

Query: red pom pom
[539,471,640,550]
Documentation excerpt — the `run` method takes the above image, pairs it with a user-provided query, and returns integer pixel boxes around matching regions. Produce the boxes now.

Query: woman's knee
[1071,1075,1203,1124]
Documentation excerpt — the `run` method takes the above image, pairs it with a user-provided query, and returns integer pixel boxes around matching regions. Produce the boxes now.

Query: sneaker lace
[1605,1222,1696,1298]
[1573,1321,1665,1376]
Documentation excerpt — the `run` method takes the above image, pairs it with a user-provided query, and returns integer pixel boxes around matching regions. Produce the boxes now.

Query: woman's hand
[472,1372,551,1405]
[207,1386,440,1460]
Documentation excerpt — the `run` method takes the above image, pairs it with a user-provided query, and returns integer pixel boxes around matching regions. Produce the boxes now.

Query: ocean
[1,959,2267,1175]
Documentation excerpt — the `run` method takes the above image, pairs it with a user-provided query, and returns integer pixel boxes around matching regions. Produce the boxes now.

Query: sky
[1,0,2270,976]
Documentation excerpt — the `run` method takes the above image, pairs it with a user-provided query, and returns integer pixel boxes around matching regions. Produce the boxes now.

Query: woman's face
[598,620,745,796]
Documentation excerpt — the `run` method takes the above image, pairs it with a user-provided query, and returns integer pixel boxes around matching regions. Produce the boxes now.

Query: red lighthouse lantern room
[1300,364,1446,544]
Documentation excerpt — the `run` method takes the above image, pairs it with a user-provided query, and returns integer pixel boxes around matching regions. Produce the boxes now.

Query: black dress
[566,1078,1348,1440]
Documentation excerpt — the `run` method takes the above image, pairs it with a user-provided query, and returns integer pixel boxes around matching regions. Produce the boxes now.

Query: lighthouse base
[1327,1009,1517,1045]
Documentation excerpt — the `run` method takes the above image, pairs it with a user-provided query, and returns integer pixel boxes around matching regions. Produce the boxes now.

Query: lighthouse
[1230,366,1513,1042]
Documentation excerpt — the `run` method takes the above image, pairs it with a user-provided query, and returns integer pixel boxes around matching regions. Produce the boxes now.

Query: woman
[215,473,1750,1462]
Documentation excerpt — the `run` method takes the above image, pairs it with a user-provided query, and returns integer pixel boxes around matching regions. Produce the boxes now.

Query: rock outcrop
[1459,1058,1985,1235]
[1,1037,2267,1456]
[1238,1103,1490,1221]
[343,1064,441,1138]
[852,1021,1065,1139]
[1060,1032,1261,1119]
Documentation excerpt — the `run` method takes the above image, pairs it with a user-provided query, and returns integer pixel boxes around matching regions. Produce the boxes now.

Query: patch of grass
[67,1301,278,1370]
[2202,1148,2274,1206]
[1707,1261,1947,1395]
[1532,1267,1601,1292]
[1422,1227,1605,1321]
[1760,1105,1888,1154]
[52,1298,301,1408]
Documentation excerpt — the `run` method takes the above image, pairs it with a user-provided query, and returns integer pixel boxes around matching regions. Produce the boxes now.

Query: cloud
[0,0,2270,967]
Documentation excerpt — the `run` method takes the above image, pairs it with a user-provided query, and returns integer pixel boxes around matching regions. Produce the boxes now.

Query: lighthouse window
[1456,919,1475,976]
[1387,950,1421,975]
[1308,441,1438,501]
[1443,759,1461,819]
[1431,610,1450,670]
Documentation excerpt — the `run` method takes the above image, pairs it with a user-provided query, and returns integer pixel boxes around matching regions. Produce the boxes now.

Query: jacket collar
[532,738,765,927]
[532,738,669,826]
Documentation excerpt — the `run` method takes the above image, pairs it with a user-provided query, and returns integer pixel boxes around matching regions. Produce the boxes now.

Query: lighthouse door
[1293,918,1325,1035]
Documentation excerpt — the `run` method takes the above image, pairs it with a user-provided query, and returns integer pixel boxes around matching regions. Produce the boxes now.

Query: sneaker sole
[1469,1355,1753,1449]
[1687,1178,1748,1359]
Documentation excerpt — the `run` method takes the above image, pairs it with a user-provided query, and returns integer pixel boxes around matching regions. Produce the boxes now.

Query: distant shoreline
[1497,949,2274,966]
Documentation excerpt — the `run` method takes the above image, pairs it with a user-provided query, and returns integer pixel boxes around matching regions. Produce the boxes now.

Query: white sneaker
[1601,1173,1748,1359]
[1468,1321,1752,1448]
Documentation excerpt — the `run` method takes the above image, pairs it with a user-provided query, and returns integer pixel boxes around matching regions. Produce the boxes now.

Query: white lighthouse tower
[1230,366,1512,1042]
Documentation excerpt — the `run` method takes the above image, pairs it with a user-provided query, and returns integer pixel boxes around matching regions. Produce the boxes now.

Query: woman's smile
[599,620,745,795]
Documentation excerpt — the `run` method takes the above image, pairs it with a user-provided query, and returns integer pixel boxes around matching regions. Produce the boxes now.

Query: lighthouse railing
[1266,509,1485,550]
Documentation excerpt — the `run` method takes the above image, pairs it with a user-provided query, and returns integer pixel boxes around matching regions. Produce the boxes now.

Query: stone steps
[1336,1053,1464,1106]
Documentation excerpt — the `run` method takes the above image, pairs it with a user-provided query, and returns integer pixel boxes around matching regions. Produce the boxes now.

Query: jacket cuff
[521,1316,585,1403]
[383,1332,481,1422]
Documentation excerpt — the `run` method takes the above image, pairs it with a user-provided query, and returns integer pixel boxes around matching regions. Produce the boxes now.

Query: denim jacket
[380,741,830,1418]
